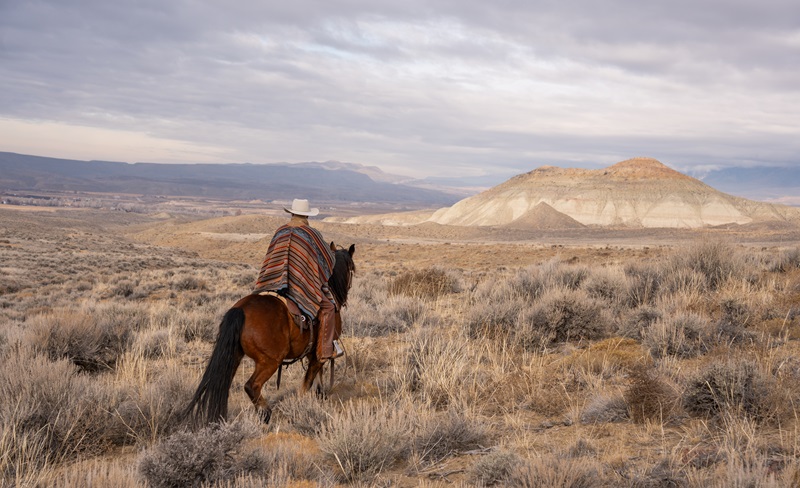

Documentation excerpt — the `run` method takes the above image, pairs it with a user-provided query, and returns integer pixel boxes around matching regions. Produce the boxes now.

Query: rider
[253,199,343,361]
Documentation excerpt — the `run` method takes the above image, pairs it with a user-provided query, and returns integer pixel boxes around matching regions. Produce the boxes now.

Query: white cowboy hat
[284,198,319,217]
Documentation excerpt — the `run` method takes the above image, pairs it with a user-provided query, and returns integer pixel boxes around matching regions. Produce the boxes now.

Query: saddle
[256,290,314,330]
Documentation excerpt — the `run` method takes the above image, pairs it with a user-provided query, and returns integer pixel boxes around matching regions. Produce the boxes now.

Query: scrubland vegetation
[2,209,800,487]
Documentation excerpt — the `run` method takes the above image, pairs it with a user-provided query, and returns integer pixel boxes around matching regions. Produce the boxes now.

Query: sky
[1,0,798,179]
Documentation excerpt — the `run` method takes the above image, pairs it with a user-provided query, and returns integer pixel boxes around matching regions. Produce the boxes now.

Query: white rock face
[427,158,799,229]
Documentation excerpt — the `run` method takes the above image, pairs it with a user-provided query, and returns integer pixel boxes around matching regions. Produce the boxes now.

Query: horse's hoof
[259,407,272,424]
[315,384,327,399]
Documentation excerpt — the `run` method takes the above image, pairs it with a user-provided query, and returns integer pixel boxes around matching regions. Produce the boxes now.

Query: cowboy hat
[284,198,319,217]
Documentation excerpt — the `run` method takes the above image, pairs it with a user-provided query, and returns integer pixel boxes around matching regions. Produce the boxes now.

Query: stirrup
[332,340,345,358]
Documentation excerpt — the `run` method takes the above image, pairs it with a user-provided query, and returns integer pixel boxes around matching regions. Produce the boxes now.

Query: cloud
[1,0,798,177]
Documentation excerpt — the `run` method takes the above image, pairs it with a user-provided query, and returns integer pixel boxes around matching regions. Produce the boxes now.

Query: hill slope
[428,158,799,228]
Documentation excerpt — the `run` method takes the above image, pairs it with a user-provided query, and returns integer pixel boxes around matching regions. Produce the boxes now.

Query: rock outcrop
[427,158,799,228]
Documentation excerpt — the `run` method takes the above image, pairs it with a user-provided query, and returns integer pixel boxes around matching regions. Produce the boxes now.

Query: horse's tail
[184,307,245,426]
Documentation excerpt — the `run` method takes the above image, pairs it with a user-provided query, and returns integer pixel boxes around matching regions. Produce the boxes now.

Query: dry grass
[2,209,800,487]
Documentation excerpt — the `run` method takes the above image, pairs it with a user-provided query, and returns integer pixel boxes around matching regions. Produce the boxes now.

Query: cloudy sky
[1,0,798,179]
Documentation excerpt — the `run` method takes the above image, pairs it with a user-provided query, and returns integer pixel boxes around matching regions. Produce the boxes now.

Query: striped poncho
[253,223,335,318]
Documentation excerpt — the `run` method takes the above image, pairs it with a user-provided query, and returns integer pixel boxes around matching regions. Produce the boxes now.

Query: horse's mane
[328,248,354,307]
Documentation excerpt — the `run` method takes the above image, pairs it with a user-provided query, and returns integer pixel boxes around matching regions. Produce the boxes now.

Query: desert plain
[3,198,800,487]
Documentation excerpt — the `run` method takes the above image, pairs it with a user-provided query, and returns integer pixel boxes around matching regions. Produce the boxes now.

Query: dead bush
[274,393,329,436]
[464,298,525,342]
[629,458,688,488]
[27,309,131,372]
[671,240,745,291]
[133,329,185,359]
[388,267,460,299]
[0,347,124,472]
[618,306,663,340]
[580,393,629,424]
[138,418,264,488]
[583,267,627,305]
[683,359,773,420]
[710,298,757,347]
[414,409,487,464]
[114,365,195,445]
[767,247,800,273]
[509,455,602,488]
[345,294,425,336]
[405,329,476,408]
[317,400,412,483]
[625,263,663,307]
[468,448,524,486]
[170,275,208,292]
[528,288,612,345]
[643,313,709,359]
[624,366,680,423]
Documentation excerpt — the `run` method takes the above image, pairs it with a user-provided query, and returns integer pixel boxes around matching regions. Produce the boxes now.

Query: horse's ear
[348,244,355,256]
[330,241,336,251]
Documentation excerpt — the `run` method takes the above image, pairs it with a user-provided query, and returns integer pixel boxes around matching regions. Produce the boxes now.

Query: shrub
[414,409,487,464]
[171,276,208,292]
[316,400,412,483]
[27,309,131,372]
[624,367,679,423]
[405,329,475,408]
[468,448,524,486]
[113,280,137,298]
[767,247,800,273]
[625,263,662,307]
[0,347,124,472]
[629,458,688,488]
[580,393,629,424]
[527,288,611,344]
[114,365,195,444]
[711,298,757,347]
[550,264,590,290]
[509,455,602,488]
[583,267,627,305]
[274,393,329,436]
[464,298,525,342]
[133,329,185,359]
[642,313,708,359]
[388,267,460,299]
[618,306,662,340]
[672,240,744,291]
[137,418,263,488]
[345,294,425,337]
[683,359,772,420]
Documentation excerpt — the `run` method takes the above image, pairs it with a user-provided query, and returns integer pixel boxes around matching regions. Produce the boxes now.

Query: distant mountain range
[0,152,458,206]
[696,167,800,205]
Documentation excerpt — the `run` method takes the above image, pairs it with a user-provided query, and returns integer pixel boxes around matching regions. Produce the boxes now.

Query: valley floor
[2,206,800,487]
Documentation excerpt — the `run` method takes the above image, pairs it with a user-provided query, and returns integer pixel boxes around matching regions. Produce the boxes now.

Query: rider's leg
[316,295,338,360]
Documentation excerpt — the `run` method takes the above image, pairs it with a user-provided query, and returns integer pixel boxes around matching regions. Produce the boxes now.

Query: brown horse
[185,243,355,425]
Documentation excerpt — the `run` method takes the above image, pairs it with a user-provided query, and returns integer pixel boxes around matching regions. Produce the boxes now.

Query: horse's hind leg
[244,358,280,423]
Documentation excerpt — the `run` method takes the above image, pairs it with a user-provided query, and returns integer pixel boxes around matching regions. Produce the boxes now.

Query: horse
[185,243,355,426]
